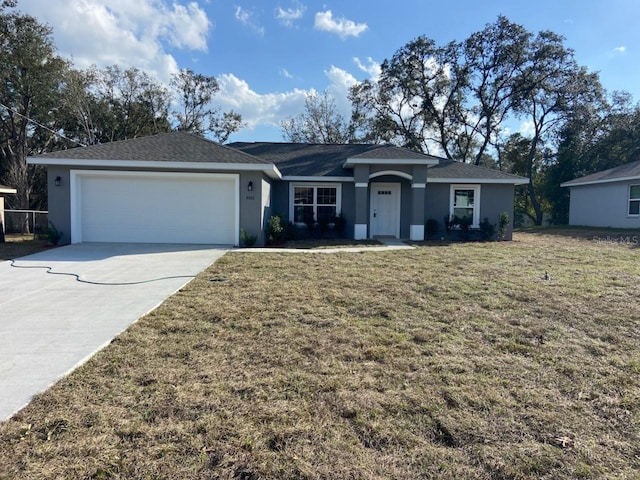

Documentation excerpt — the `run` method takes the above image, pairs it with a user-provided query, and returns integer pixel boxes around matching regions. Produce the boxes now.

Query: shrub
[498,212,510,240]
[479,217,496,241]
[331,213,347,237]
[457,216,472,240]
[44,221,63,245]
[239,228,257,247]
[265,215,286,245]
[426,219,439,238]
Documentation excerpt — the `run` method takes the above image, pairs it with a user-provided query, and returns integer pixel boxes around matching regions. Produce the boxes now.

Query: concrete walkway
[0,243,228,421]
[235,238,415,253]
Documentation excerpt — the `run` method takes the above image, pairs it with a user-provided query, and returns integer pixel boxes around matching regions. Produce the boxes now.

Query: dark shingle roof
[428,159,529,182]
[561,159,640,186]
[228,142,439,176]
[34,132,269,164]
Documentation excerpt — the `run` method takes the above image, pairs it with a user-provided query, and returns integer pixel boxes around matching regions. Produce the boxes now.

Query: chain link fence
[2,210,49,238]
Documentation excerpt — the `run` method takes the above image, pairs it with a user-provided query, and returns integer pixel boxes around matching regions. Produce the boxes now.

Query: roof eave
[560,175,640,187]
[343,158,439,168]
[0,187,17,194]
[27,157,283,180]
[428,177,529,185]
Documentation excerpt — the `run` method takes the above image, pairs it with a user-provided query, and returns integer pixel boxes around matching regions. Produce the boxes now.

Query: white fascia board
[0,187,17,194]
[428,177,530,185]
[26,157,283,179]
[282,175,354,182]
[560,176,640,188]
[344,158,439,167]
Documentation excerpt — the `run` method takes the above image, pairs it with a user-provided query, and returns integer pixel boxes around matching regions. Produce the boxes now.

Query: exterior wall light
[54,176,62,187]
[248,181,253,192]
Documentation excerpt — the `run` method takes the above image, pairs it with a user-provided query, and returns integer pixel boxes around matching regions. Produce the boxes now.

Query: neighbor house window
[450,184,481,228]
[629,185,640,216]
[291,184,341,225]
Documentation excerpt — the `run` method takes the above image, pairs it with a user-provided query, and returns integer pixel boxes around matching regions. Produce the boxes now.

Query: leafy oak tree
[281,91,353,143]
[171,69,243,143]
[0,0,68,213]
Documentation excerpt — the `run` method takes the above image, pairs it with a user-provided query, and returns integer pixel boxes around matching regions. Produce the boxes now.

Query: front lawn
[1,232,638,479]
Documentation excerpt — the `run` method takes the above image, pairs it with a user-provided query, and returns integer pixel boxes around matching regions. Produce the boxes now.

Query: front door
[370,182,401,238]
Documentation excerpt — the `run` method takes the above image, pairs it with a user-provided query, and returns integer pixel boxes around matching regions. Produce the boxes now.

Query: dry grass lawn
[1,231,639,479]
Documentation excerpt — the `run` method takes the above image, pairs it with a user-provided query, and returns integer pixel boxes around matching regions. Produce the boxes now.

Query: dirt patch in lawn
[0,232,639,479]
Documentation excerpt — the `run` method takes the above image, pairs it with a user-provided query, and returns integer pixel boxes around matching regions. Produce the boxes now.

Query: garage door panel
[75,172,237,244]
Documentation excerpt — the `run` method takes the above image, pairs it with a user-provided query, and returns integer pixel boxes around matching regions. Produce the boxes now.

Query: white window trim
[449,184,481,228]
[289,183,342,226]
[629,184,640,217]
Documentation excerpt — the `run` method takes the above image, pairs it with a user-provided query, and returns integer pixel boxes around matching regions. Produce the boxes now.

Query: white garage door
[71,171,238,244]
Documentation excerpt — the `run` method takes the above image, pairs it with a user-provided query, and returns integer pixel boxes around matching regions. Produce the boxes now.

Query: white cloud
[613,46,626,53]
[215,73,311,130]
[234,6,265,35]
[353,56,381,81]
[280,68,294,79]
[17,0,212,83]
[314,10,367,39]
[275,4,305,27]
[519,120,535,137]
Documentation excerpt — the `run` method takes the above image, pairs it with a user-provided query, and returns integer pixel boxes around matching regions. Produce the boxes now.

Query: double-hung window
[450,184,481,228]
[291,184,340,225]
[629,185,640,216]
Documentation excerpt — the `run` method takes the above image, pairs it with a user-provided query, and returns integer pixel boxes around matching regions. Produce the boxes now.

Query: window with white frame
[450,184,480,227]
[629,185,640,216]
[291,184,341,225]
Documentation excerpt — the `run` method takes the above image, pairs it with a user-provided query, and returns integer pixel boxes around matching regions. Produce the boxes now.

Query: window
[291,184,340,225]
[629,185,640,216]
[450,184,480,227]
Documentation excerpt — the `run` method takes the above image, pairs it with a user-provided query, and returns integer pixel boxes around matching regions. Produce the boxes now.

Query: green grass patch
[0,231,639,479]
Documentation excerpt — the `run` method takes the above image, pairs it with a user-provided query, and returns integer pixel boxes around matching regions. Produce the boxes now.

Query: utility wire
[0,102,87,147]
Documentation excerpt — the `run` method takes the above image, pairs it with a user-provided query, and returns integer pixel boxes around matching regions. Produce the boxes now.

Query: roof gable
[33,132,269,165]
[229,142,441,177]
[561,159,640,187]
[428,159,529,184]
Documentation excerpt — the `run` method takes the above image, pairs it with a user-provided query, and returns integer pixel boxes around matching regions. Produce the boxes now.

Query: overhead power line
[0,102,87,147]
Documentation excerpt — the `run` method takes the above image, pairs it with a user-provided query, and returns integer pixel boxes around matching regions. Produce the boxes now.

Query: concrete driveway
[0,243,228,421]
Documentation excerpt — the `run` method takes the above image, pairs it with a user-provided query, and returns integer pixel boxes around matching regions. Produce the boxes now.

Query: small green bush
[479,217,496,241]
[265,215,286,245]
[44,221,63,245]
[498,212,510,240]
[240,228,257,247]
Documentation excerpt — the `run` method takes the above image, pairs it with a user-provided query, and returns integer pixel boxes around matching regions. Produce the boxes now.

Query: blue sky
[17,0,640,143]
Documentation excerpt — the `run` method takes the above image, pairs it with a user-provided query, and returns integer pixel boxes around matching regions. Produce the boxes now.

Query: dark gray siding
[424,183,515,239]
[47,167,72,244]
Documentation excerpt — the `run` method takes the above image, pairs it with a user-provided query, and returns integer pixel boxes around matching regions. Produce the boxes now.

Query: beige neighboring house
[0,184,17,235]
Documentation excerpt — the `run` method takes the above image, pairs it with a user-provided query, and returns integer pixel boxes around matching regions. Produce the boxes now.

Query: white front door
[370,182,401,238]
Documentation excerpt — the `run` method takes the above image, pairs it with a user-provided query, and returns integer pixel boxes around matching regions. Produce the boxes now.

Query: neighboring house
[28,132,528,246]
[561,160,640,228]
[0,184,17,237]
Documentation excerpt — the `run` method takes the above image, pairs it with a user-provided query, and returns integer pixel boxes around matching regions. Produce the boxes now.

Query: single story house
[0,184,17,236]
[28,132,528,246]
[561,159,640,228]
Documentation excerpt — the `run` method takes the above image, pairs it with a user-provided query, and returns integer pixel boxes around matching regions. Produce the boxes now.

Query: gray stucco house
[28,132,528,246]
[561,160,640,229]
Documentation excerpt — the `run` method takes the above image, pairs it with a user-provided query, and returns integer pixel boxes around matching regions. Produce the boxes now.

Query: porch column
[410,165,428,241]
[353,164,369,239]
